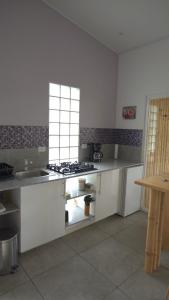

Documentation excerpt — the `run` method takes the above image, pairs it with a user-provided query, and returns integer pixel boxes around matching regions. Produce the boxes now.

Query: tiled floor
[1,211,169,299]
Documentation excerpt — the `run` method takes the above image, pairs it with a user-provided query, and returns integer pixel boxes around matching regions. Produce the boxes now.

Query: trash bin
[0,228,18,275]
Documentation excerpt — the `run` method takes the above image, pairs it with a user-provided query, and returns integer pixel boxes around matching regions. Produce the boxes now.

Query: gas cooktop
[47,162,97,175]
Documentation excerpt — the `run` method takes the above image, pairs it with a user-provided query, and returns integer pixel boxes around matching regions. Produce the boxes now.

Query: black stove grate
[47,162,97,175]
[0,163,14,178]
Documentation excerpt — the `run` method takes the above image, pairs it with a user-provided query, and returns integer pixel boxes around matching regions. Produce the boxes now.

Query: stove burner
[47,162,97,175]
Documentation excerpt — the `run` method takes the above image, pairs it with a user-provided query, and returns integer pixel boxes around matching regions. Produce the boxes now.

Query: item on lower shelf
[65,210,69,223]
[84,195,94,217]
[0,202,6,213]
[84,204,90,216]
[78,178,86,191]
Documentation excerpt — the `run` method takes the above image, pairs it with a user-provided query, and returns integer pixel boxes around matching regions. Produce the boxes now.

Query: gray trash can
[0,228,18,275]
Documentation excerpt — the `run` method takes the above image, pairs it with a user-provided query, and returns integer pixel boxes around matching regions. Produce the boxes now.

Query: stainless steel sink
[15,169,49,180]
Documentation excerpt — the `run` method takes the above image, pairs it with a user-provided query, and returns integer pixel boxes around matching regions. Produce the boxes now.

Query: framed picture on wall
[122,106,136,119]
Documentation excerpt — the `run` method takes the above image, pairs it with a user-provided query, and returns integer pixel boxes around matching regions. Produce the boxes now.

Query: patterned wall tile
[0,126,142,150]
[80,128,143,146]
[22,126,48,148]
[111,129,143,146]
[0,126,48,149]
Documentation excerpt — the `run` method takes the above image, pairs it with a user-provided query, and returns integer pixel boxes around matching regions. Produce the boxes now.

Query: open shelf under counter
[65,173,97,201]
[0,200,19,216]
[65,215,95,230]
[65,210,94,227]
[65,189,96,201]
[65,196,95,227]
[65,216,95,234]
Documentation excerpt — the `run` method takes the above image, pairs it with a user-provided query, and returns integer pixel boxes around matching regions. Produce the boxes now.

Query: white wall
[116,38,169,129]
[0,0,117,128]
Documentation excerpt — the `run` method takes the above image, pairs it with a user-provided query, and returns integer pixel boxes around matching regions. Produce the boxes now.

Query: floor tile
[33,255,115,300]
[104,252,144,286]
[120,267,169,300]
[0,266,29,296]
[0,281,43,300]
[62,224,109,253]
[114,223,146,254]
[81,236,132,264]
[81,237,143,285]
[126,211,147,226]
[96,214,133,236]
[104,288,131,300]
[21,238,76,277]
[0,211,162,300]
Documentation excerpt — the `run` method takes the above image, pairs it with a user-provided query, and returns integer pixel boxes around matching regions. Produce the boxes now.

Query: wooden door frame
[142,94,169,211]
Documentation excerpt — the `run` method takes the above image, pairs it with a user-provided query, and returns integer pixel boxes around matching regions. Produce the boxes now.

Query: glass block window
[146,104,158,154]
[49,83,80,163]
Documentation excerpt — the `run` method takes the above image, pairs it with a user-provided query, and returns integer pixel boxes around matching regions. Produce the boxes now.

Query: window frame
[49,83,80,164]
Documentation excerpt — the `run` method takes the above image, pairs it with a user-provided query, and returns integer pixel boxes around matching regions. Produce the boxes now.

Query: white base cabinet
[20,181,65,253]
[120,165,143,217]
[95,169,121,221]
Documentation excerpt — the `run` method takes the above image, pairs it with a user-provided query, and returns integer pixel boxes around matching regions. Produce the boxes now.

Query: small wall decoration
[122,106,136,119]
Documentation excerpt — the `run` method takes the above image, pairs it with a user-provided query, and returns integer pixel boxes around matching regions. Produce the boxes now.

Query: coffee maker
[89,143,103,162]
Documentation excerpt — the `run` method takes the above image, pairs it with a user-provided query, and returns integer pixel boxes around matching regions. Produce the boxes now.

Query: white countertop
[0,160,143,192]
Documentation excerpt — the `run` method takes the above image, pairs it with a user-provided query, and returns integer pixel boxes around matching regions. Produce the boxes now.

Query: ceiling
[42,0,169,53]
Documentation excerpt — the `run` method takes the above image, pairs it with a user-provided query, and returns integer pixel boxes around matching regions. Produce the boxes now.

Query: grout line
[0,265,31,297]
[112,232,146,257]
[92,226,113,237]
[22,249,115,299]
[102,287,132,300]
[117,267,144,298]
[19,264,45,300]
[20,251,77,281]
[60,236,81,255]
[79,252,117,290]
[61,217,147,257]
[79,253,117,293]
[117,288,133,300]
[61,223,111,254]
[0,212,163,299]
[97,222,133,237]
[27,277,45,300]
[79,243,144,289]
[1,213,147,298]
[62,233,111,255]
[116,264,144,288]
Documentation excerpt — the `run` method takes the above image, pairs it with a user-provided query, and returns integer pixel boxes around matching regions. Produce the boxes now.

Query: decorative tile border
[80,128,143,146]
[0,126,48,149]
[113,128,143,146]
[80,128,113,144]
[0,126,143,149]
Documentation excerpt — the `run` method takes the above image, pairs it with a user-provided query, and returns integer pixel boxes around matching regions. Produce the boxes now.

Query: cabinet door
[20,181,65,252]
[123,166,143,216]
[95,170,120,221]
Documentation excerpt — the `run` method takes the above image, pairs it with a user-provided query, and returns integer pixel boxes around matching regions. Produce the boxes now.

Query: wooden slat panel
[162,192,169,250]
[144,98,169,208]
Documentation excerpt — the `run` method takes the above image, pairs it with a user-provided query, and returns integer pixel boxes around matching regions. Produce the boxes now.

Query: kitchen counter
[0,160,143,192]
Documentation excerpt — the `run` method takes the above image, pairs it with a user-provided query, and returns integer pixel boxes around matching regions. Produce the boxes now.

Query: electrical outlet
[38,146,46,152]
[81,144,87,149]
